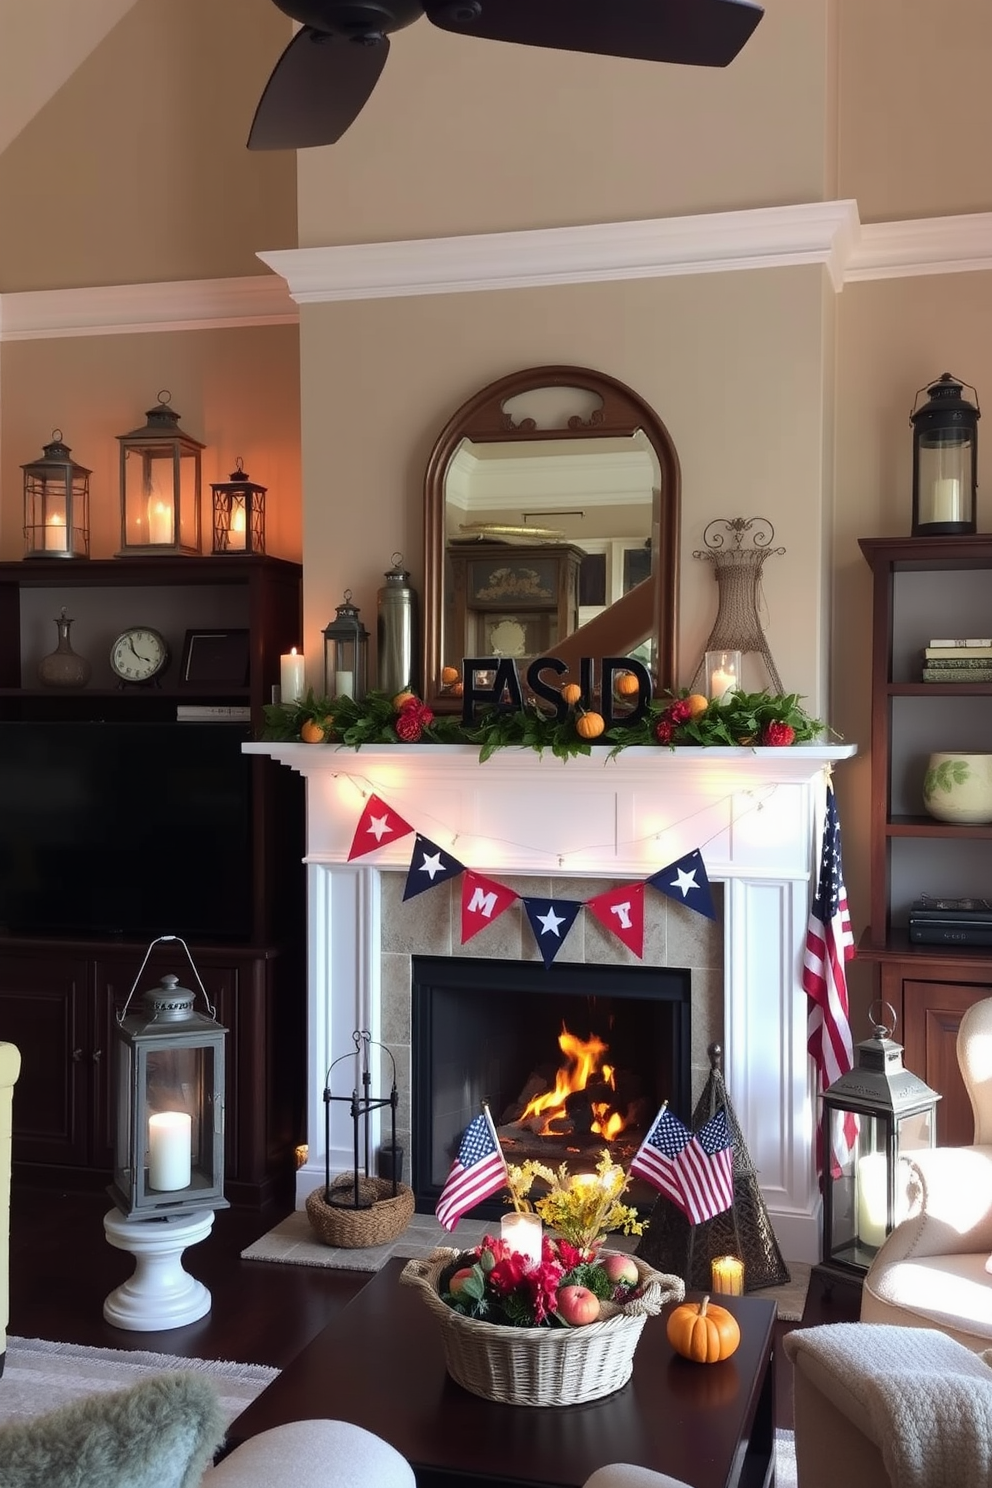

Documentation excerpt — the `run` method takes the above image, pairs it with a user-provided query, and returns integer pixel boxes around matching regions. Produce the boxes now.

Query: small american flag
[802,781,857,1180]
[630,1104,735,1225]
[435,1109,508,1232]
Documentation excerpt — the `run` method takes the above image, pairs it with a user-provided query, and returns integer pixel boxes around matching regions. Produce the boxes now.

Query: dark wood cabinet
[446,543,583,665]
[0,556,305,1206]
[859,535,992,1146]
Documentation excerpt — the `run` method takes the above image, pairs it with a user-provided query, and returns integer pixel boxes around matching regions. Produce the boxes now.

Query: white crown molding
[0,274,297,342]
[847,212,992,281]
[259,200,863,302]
[0,206,988,342]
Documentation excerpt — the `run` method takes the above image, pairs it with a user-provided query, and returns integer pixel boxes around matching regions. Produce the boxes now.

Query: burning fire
[518,1026,628,1139]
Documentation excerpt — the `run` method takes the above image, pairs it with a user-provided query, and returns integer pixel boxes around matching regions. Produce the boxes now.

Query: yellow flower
[505,1149,644,1256]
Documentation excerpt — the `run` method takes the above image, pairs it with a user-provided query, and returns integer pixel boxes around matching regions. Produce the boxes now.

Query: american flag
[802,781,857,1180]
[435,1109,508,1232]
[629,1104,735,1225]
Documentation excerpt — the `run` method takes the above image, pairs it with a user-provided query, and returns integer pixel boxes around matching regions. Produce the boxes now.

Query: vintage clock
[109,626,170,685]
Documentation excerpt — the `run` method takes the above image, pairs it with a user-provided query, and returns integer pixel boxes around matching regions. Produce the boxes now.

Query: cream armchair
[861,996,992,1351]
[1,1040,21,1377]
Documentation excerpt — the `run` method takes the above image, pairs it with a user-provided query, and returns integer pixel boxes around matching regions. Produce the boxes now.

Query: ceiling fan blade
[425,0,763,68]
[248,27,390,150]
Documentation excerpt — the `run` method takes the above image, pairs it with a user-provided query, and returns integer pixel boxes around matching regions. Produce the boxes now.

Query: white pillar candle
[335,669,354,699]
[280,648,306,703]
[706,650,741,704]
[931,477,962,523]
[44,514,67,551]
[711,1254,745,1295]
[148,498,174,545]
[148,1111,192,1191]
[856,1151,888,1248]
[229,505,247,547]
[500,1211,543,1270]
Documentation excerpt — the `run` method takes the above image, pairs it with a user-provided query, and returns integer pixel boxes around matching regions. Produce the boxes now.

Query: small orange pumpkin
[685,693,709,718]
[441,665,461,685]
[561,682,582,706]
[393,690,416,710]
[666,1295,741,1363]
[300,718,326,744]
[615,672,640,697]
[575,710,606,740]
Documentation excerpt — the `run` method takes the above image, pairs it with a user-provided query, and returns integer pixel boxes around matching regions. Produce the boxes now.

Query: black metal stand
[321,1030,400,1210]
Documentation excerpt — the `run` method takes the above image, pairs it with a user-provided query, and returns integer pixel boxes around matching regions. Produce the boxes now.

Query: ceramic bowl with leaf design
[923,752,992,824]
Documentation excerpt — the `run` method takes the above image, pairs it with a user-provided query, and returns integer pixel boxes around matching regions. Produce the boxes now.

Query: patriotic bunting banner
[521,897,583,968]
[586,882,645,958]
[347,793,414,862]
[403,834,464,900]
[647,849,717,920]
[460,871,519,944]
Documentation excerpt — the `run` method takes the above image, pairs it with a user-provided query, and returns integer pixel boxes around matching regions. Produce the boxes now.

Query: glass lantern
[22,430,91,559]
[818,1004,940,1285]
[910,372,980,536]
[117,391,203,556]
[322,590,369,701]
[211,458,266,554]
[109,936,228,1219]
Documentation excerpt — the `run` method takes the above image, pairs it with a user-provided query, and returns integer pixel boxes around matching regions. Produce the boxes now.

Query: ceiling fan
[248,0,765,151]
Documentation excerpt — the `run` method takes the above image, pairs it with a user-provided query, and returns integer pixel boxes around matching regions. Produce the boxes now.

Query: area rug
[0,1337,279,1427]
[241,1210,811,1320]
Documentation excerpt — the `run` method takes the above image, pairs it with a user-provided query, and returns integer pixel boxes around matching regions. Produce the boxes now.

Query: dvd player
[908,897,992,947]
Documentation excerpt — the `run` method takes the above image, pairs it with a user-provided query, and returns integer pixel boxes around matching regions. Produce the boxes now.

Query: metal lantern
[910,372,980,536]
[818,1004,940,1286]
[211,458,266,554]
[110,937,228,1219]
[377,553,418,696]
[322,590,369,701]
[22,430,91,559]
[117,391,203,556]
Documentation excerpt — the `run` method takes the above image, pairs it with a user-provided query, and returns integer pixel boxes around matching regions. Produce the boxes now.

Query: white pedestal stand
[103,1208,214,1331]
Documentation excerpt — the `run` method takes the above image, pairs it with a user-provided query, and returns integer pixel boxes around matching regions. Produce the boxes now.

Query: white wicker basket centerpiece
[401,1245,684,1407]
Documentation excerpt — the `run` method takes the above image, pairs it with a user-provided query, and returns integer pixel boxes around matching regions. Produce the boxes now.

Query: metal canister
[377,553,418,696]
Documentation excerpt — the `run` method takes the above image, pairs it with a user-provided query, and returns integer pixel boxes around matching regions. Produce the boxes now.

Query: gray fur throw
[0,1371,227,1488]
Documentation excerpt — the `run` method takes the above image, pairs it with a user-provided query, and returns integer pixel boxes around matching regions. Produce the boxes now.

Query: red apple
[449,1267,476,1296]
[557,1285,601,1326]
[600,1253,639,1287]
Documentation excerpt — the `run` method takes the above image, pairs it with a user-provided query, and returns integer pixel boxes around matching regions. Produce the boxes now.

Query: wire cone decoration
[634,1044,791,1293]
[689,516,786,695]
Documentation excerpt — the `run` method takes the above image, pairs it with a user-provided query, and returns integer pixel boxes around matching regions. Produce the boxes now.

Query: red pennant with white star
[347,794,415,861]
[460,871,518,944]
[586,882,645,958]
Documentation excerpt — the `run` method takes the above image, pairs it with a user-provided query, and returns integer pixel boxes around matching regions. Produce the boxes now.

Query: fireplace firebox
[411,955,691,1217]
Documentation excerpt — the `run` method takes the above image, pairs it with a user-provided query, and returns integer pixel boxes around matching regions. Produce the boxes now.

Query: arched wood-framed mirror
[422,365,680,712]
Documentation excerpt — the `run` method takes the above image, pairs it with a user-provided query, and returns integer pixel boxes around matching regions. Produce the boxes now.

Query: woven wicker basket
[401,1246,684,1407]
[305,1175,415,1249]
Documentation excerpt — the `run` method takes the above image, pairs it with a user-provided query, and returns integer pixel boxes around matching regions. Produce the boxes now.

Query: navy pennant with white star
[521,897,583,968]
[647,849,717,920]
[402,834,465,901]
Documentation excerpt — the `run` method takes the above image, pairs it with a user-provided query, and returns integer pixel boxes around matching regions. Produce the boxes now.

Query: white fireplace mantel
[247,741,856,1261]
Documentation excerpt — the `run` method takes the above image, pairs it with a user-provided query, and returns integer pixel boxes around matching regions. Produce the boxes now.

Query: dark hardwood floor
[7,1185,861,1433]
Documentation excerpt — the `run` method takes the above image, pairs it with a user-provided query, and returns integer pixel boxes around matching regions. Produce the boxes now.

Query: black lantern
[211,458,267,554]
[910,372,980,536]
[109,937,228,1219]
[117,391,203,555]
[22,430,90,559]
[323,590,369,701]
[817,1004,940,1287]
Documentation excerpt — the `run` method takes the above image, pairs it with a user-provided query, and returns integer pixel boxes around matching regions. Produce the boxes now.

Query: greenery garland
[262,684,825,763]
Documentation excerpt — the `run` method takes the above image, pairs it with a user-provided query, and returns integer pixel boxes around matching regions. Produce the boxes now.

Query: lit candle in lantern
[335,669,355,699]
[44,514,67,551]
[148,1111,192,1191]
[500,1211,543,1269]
[931,476,962,524]
[856,1152,888,1249]
[280,648,306,703]
[711,1255,745,1295]
[228,505,247,550]
[147,498,174,545]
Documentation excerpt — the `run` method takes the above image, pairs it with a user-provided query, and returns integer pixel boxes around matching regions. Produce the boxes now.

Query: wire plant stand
[690,516,786,694]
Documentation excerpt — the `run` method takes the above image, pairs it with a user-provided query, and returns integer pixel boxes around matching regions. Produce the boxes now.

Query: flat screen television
[0,721,254,942]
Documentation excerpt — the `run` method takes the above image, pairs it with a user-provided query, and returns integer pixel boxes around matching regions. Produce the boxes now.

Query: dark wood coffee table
[228,1258,775,1488]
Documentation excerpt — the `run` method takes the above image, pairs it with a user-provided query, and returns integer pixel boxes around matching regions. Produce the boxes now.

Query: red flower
[654,718,674,744]
[667,699,692,725]
[394,711,423,742]
[762,721,795,747]
[399,696,434,728]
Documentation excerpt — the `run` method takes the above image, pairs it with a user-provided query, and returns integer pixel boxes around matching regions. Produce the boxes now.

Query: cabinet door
[902,978,990,1146]
[0,953,91,1166]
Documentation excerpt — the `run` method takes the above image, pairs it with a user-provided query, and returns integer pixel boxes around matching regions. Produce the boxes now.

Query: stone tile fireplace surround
[248,741,855,1262]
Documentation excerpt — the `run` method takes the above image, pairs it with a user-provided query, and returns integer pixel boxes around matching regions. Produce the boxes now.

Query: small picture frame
[180,629,250,687]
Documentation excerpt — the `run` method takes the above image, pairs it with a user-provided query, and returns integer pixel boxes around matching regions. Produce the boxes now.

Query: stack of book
[922,638,992,682]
